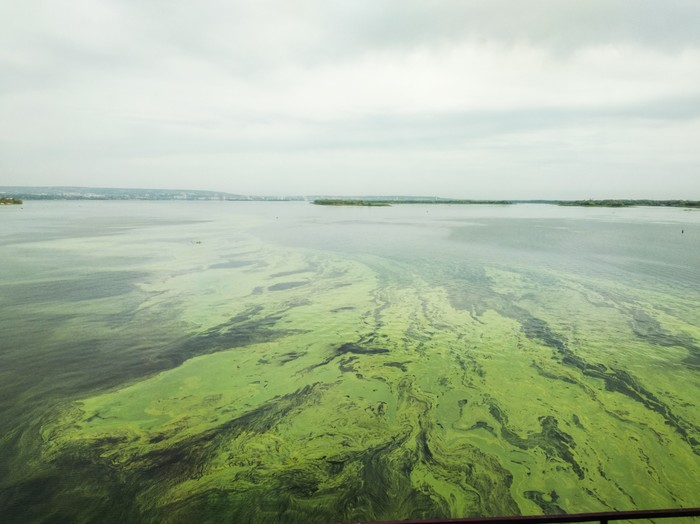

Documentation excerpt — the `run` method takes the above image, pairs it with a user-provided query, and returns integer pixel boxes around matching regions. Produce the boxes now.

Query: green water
[1,201,698,523]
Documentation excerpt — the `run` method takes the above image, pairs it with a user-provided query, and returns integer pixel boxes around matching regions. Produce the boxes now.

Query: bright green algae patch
[40,244,700,522]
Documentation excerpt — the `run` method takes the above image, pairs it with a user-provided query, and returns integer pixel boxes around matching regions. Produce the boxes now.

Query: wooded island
[313,199,514,206]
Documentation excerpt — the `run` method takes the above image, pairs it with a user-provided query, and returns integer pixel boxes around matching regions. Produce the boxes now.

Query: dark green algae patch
[7,238,699,522]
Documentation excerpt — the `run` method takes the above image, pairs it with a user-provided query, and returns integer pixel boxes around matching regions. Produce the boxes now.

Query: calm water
[1,201,699,523]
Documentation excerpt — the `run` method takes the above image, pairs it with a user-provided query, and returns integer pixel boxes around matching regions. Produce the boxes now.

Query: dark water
[1,201,698,523]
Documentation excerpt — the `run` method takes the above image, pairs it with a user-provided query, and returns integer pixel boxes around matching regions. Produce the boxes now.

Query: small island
[313,199,513,206]
[0,197,22,205]
[313,199,391,206]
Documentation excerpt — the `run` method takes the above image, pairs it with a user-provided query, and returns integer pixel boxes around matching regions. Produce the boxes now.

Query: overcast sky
[2,1,700,198]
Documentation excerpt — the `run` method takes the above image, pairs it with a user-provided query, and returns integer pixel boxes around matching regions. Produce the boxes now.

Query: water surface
[1,201,698,523]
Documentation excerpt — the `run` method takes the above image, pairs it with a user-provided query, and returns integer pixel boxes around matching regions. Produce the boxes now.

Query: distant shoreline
[557,199,700,208]
[1,187,699,208]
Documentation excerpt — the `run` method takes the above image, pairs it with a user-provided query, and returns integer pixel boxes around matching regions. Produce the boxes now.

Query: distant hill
[0,188,471,202]
[0,186,260,201]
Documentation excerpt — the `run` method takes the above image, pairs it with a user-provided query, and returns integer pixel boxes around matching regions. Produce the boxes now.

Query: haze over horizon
[2,1,700,199]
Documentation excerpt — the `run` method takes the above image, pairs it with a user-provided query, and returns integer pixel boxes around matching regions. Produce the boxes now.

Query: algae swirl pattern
[37,234,700,523]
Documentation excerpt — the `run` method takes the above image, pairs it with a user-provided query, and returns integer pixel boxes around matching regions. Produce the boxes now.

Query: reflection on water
[0,201,699,523]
